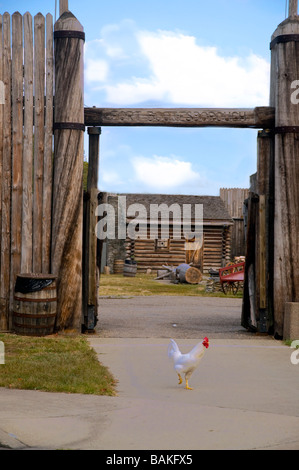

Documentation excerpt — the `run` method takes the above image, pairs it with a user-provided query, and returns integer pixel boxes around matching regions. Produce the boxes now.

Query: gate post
[51,10,85,332]
[83,127,101,331]
[270,1,299,337]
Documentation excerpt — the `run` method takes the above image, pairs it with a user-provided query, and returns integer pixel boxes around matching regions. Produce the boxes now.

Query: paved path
[96,295,248,339]
[0,296,299,450]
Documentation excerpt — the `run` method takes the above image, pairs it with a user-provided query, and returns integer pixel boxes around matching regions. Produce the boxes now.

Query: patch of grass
[0,334,117,396]
[99,273,243,299]
[284,339,299,348]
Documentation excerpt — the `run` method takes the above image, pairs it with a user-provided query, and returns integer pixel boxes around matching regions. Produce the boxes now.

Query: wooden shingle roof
[108,193,233,224]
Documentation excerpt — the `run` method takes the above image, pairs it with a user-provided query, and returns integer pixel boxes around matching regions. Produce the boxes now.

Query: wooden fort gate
[0,0,298,338]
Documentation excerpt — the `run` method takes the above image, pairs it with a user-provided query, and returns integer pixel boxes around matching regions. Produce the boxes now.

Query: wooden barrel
[114,259,124,274]
[123,263,137,277]
[13,274,57,336]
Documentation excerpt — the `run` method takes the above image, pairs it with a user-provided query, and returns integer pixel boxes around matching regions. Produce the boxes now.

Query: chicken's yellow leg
[185,379,193,390]
[178,374,183,385]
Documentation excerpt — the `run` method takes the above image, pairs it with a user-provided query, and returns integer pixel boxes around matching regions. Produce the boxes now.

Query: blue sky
[2,0,288,195]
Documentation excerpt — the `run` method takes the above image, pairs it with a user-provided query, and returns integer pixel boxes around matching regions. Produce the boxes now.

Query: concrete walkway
[0,336,299,450]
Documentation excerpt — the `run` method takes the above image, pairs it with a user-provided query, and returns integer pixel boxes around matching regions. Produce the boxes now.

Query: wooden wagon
[219,262,245,295]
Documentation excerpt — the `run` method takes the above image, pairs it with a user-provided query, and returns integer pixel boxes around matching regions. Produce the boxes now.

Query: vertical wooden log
[33,13,45,274]
[42,14,54,273]
[270,17,299,337]
[52,11,84,332]
[0,13,11,330]
[22,12,34,273]
[258,195,266,309]
[256,130,275,332]
[0,14,3,254]
[241,179,258,332]
[59,0,69,16]
[87,127,100,189]
[10,13,23,324]
[289,0,298,16]
[83,127,100,331]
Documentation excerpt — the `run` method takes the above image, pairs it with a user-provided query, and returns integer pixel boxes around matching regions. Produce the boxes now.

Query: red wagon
[219,262,245,295]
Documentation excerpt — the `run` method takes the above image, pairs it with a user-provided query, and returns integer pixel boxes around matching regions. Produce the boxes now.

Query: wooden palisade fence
[0,11,54,331]
[0,3,92,333]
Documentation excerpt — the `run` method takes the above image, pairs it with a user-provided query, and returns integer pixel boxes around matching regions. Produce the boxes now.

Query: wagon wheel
[231,282,239,295]
[222,282,229,294]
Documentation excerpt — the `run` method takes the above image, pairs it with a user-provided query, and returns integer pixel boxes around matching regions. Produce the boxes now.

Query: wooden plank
[85,106,275,129]
[257,129,275,330]
[52,11,84,331]
[0,14,3,255]
[33,13,45,274]
[259,195,266,309]
[21,12,33,273]
[0,14,4,330]
[10,12,23,319]
[59,0,69,16]
[88,188,98,305]
[83,129,100,330]
[42,13,54,274]
[0,13,11,330]
[289,0,298,16]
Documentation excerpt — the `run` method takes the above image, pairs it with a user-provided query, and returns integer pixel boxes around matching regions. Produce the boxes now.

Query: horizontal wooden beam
[84,106,275,129]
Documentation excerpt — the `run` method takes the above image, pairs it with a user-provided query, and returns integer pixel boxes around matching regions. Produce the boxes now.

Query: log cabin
[100,192,234,274]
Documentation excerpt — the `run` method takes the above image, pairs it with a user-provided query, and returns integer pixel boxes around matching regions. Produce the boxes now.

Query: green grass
[0,334,117,396]
[284,339,299,347]
[99,273,243,299]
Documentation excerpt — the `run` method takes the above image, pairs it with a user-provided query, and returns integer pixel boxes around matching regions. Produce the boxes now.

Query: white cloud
[102,29,270,107]
[131,155,201,191]
[101,170,124,185]
[85,57,109,83]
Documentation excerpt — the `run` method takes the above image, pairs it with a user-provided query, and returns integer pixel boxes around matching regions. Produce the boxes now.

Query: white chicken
[168,337,209,390]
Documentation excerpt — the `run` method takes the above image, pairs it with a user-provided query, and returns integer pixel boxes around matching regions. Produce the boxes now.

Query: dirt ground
[95,295,255,340]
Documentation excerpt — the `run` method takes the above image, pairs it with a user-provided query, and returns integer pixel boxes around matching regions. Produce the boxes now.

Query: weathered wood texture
[220,188,249,259]
[270,17,299,337]
[0,16,2,278]
[124,226,229,273]
[33,13,45,273]
[241,182,259,332]
[22,12,34,273]
[176,264,202,284]
[10,12,23,318]
[256,130,274,331]
[219,188,249,219]
[43,14,54,274]
[0,13,11,330]
[84,107,275,129]
[0,12,54,332]
[83,127,101,331]
[59,0,69,16]
[289,0,298,17]
[13,274,57,336]
[51,11,84,331]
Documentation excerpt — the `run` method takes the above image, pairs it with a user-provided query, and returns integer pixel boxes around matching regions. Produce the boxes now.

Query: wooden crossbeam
[84,106,275,129]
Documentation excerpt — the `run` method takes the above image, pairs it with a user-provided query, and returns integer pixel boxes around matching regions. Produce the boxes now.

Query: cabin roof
[105,193,233,223]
